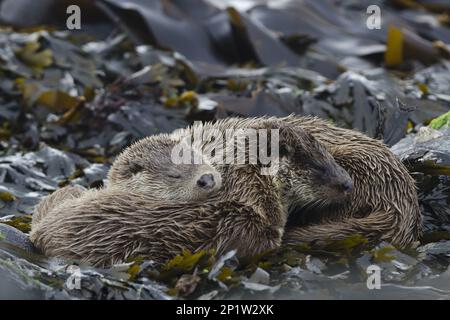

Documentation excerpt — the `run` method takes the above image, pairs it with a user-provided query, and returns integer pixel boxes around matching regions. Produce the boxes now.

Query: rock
[248,267,270,285]
[392,126,450,165]
[417,241,450,265]
[241,281,280,293]
[391,127,450,241]
[0,223,35,252]
[198,290,219,300]
[305,255,326,274]
[175,273,202,297]
[208,250,238,280]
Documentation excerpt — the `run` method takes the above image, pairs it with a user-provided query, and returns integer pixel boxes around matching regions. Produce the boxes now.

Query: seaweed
[0,215,32,233]
[430,110,450,129]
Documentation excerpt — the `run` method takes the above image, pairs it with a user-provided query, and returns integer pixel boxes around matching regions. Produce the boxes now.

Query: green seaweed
[164,249,214,272]
[216,266,234,283]
[409,159,450,176]
[126,263,142,282]
[15,40,53,73]
[429,110,450,129]
[152,249,216,287]
[323,234,369,255]
[372,246,396,263]
[422,231,450,244]
[0,215,32,233]
[0,191,16,202]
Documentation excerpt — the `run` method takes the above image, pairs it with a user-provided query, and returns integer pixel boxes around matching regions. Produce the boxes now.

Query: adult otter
[30,123,351,267]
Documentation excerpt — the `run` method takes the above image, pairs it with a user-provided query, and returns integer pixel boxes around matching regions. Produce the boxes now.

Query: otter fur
[30,116,421,267]
[279,116,422,248]
[174,116,421,247]
[30,120,350,267]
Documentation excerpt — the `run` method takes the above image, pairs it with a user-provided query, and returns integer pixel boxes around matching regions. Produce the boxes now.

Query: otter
[278,115,422,248]
[182,116,421,248]
[30,115,420,267]
[30,121,351,267]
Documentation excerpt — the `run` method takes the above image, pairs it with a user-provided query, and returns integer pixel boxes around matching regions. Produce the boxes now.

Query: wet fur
[173,116,421,247]
[31,119,345,267]
[30,116,421,267]
[280,116,422,247]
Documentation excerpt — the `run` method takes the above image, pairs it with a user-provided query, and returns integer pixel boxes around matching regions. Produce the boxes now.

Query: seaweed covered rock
[391,125,450,240]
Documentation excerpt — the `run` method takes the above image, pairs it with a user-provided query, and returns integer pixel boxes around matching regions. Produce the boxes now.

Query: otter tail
[33,185,86,227]
[283,208,422,248]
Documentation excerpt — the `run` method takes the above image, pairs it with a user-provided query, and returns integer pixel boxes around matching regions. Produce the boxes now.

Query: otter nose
[197,174,215,189]
[341,180,353,193]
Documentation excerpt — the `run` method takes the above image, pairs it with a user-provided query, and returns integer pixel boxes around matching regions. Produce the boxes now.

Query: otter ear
[279,144,294,158]
[277,124,313,152]
[129,162,144,174]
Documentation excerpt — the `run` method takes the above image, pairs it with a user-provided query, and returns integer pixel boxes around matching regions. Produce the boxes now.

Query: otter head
[107,135,222,202]
[277,128,353,213]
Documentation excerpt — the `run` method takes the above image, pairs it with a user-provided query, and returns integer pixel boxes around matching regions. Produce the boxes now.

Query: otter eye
[311,163,327,175]
[167,172,182,179]
[130,163,143,174]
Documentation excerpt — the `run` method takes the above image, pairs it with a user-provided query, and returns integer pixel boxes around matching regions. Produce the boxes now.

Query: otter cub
[208,116,421,247]
[30,122,351,267]
[279,116,422,248]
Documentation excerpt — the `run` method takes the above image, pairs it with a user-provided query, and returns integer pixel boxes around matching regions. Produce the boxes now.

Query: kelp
[385,26,404,67]
[0,30,191,165]
[15,40,53,73]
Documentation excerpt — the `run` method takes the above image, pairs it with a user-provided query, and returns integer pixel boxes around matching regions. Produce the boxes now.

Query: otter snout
[330,165,353,196]
[340,179,353,193]
[314,163,353,204]
[197,173,216,189]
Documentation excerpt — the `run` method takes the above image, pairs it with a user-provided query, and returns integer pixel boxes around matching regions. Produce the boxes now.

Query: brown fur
[107,134,223,202]
[180,116,421,247]
[30,116,421,267]
[32,185,86,226]
[30,120,349,267]
[280,116,422,248]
